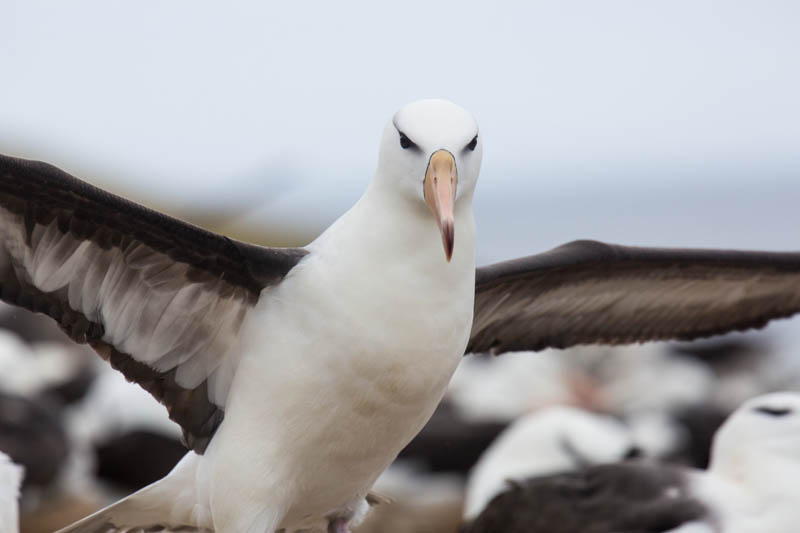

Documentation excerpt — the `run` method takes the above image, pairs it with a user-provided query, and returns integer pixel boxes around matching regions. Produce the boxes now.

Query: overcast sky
[1,1,799,262]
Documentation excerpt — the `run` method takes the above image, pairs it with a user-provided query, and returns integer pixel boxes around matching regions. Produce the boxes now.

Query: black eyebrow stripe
[393,121,421,151]
[754,406,793,416]
[463,133,479,152]
[399,131,419,149]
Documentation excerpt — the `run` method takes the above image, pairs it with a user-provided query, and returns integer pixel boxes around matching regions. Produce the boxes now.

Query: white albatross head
[375,99,482,262]
[710,392,800,476]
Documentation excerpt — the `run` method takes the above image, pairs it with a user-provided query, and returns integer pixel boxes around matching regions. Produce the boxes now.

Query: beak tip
[442,219,455,262]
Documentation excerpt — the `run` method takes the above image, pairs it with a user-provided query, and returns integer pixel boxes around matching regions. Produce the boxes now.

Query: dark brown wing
[463,462,706,533]
[0,154,307,452]
[468,239,800,355]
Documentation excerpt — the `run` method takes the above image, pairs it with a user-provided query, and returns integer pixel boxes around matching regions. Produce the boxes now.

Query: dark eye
[466,134,478,151]
[399,132,416,150]
[754,406,793,417]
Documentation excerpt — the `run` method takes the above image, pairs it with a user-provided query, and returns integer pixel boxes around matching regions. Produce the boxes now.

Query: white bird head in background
[710,392,800,479]
[462,406,636,520]
[375,99,482,262]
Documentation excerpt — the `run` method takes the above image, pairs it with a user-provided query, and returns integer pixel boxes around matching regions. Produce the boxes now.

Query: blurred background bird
[2,1,799,531]
[462,392,800,533]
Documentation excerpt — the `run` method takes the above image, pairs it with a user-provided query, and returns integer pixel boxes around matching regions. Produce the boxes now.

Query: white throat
[311,170,476,284]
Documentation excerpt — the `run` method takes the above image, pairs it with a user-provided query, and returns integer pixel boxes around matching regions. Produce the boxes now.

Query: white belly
[206,235,475,530]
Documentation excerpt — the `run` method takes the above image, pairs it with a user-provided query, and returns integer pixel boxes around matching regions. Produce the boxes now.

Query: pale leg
[328,518,351,533]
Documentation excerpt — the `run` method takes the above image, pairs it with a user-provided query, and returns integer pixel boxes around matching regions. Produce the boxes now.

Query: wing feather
[0,154,307,452]
[469,240,800,355]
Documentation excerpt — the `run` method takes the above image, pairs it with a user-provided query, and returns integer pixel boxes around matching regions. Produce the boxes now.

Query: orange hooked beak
[424,150,457,262]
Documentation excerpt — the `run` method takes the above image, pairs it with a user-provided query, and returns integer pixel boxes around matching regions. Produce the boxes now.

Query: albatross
[463,392,800,533]
[2,99,800,532]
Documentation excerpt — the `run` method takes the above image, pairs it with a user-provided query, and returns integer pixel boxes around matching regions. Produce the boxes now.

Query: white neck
[303,172,477,364]
[310,173,477,286]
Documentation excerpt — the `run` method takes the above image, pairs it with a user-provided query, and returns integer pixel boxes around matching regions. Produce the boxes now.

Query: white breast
[206,188,476,529]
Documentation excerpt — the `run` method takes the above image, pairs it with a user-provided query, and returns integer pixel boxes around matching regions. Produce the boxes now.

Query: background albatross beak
[424,149,457,262]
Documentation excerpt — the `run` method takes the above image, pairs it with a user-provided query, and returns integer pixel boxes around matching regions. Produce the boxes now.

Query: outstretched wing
[468,239,800,355]
[0,154,307,452]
